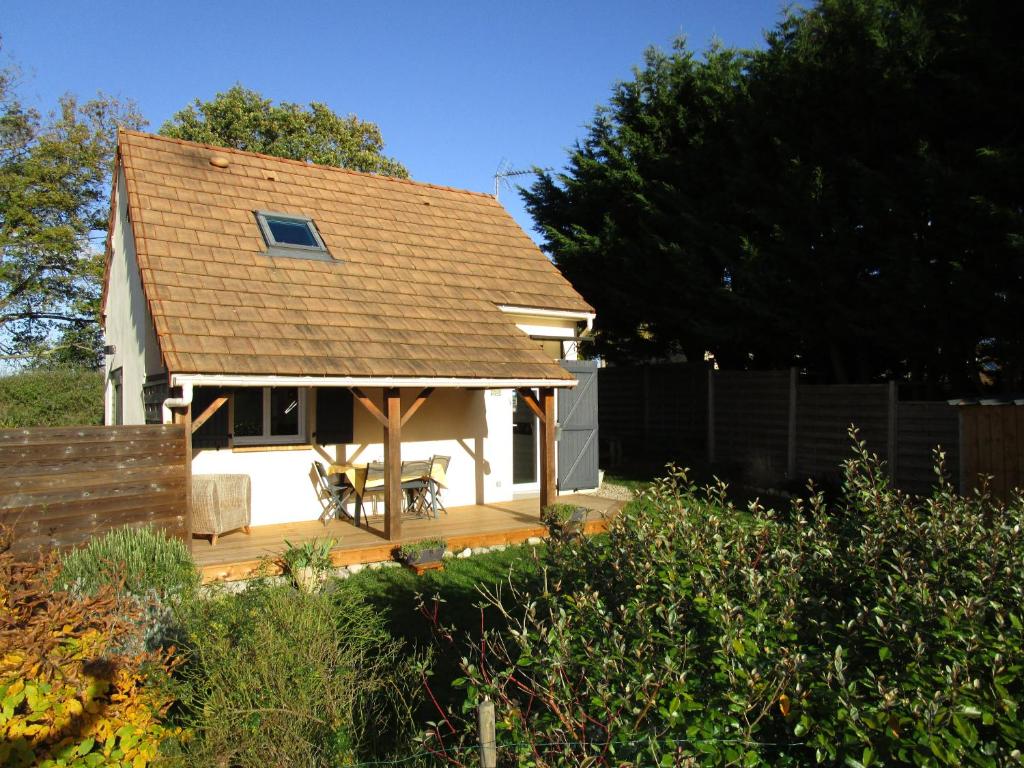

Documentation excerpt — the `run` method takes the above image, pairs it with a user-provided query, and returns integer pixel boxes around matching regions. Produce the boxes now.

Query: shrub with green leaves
[55,525,199,599]
[0,367,103,427]
[447,433,1024,766]
[281,537,335,573]
[171,579,423,767]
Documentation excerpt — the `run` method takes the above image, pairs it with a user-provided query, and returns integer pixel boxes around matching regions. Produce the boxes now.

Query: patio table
[327,460,447,517]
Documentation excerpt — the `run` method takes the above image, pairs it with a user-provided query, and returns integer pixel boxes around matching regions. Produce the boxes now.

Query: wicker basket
[191,474,251,545]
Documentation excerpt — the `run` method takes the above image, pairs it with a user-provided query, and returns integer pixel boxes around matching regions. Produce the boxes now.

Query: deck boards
[192,494,624,582]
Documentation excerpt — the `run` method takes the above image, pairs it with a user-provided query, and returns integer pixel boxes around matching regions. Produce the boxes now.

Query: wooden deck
[191,494,624,582]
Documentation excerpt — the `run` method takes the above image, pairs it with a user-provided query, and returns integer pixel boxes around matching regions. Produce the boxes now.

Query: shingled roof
[106,130,592,383]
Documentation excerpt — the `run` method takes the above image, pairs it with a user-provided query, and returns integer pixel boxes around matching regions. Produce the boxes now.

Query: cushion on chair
[191,474,251,536]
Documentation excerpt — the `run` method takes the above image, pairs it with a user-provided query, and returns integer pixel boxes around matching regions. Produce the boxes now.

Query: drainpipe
[162,382,193,424]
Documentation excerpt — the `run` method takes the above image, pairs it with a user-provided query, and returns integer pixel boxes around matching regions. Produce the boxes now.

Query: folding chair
[313,461,356,526]
[401,459,434,517]
[426,455,450,517]
[359,461,387,519]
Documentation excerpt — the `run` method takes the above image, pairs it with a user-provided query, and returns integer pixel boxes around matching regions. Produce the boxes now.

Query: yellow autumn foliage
[0,532,180,767]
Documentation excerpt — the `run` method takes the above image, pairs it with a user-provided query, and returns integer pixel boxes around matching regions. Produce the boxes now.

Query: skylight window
[255,210,331,260]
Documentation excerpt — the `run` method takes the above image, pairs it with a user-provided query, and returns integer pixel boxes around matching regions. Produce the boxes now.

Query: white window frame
[254,210,332,260]
[232,386,307,446]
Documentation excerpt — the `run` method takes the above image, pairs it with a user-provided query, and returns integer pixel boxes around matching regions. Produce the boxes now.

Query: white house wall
[192,387,511,527]
[190,314,580,528]
[103,169,162,425]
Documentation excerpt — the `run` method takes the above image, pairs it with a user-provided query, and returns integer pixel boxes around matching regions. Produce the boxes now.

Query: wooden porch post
[382,387,402,540]
[173,402,193,546]
[539,387,557,510]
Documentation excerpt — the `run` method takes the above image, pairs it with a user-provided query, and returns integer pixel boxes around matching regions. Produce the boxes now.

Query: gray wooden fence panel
[796,384,890,480]
[597,363,707,460]
[714,371,791,478]
[895,402,960,493]
[596,366,645,455]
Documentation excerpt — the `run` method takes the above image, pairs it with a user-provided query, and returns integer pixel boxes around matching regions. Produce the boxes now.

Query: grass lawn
[334,542,549,716]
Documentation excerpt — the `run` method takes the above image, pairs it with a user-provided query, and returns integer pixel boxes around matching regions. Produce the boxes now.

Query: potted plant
[394,537,448,571]
[541,503,589,539]
[281,537,336,592]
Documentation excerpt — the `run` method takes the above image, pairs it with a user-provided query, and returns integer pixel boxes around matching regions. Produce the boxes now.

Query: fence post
[887,381,898,483]
[642,365,651,449]
[707,368,715,464]
[957,406,966,495]
[478,697,497,768]
[787,367,798,478]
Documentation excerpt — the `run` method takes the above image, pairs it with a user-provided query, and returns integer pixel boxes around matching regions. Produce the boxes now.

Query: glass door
[511,390,538,487]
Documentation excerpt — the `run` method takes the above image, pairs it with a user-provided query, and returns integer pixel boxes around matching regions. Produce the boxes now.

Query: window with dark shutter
[192,387,231,449]
[314,388,354,444]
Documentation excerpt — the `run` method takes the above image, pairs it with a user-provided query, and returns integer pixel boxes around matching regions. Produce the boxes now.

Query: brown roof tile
[111,130,591,381]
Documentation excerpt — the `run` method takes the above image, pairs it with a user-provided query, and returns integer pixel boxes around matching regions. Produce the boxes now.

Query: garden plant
[437,433,1024,766]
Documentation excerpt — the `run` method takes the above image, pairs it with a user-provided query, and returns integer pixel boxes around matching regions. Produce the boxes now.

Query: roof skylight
[255,210,331,260]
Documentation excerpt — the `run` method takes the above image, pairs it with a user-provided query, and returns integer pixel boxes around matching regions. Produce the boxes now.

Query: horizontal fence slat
[0,424,188,556]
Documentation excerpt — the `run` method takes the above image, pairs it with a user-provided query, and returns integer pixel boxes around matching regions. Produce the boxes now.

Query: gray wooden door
[557,360,599,491]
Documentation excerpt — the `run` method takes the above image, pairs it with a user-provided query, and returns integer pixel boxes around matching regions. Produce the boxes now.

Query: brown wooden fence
[0,424,189,557]
[960,405,1024,500]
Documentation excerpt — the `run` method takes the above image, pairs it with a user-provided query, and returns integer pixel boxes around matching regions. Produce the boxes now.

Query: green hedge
[0,367,104,427]
[452,435,1024,766]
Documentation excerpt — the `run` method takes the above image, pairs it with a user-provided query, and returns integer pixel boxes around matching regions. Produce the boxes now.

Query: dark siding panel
[191,387,230,449]
[315,388,354,444]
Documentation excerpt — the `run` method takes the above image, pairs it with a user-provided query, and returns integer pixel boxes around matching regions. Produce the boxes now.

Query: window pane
[234,388,264,437]
[266,217,318,247]
[270,387,300,436]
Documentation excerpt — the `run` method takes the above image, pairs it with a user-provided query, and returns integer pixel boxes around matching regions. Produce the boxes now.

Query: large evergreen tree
[526,0,1024,392]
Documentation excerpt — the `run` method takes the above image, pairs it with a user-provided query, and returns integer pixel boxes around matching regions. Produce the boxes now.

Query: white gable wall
[102,169,163,425]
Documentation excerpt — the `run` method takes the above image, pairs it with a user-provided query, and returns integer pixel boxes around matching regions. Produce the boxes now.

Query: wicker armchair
[192,474,252,545]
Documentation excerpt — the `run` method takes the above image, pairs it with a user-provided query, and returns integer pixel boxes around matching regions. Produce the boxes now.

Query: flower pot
[406,546,446,566]
[292,566,320,593]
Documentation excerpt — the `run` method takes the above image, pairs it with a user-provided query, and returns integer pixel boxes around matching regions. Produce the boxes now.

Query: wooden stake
[478,698,497,768]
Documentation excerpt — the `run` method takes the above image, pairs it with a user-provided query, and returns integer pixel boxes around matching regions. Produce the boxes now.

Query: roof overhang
[170,373,577,390]
[497,304,595,333]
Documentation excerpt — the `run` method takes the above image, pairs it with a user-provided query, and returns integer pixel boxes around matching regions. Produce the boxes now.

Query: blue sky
[2,0,783,242]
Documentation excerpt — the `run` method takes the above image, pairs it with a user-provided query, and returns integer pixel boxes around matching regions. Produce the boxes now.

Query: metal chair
[359,461,387,519]
[313,461,356,526]
[426,455,450,517]
[401,459,434,517]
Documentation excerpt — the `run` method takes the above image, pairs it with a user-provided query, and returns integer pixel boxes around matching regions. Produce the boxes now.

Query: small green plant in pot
[394,537,447,569]
[541,503,588,539]
[281,537,336,592]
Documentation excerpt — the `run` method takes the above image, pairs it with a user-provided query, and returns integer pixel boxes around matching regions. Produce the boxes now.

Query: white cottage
[102,130,599,548]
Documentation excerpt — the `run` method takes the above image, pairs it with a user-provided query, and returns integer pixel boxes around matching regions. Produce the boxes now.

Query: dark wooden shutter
[192,387,230,449]
[315,387,354,444]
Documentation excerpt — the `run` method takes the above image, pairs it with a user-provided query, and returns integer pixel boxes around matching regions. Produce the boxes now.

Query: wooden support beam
[351,387,388,427]
[173,402,193,545]
[516,388,546,423]
[382,388,403,540]
[401,387,434,428]
[539,387,556,510]
[191,395,229,433]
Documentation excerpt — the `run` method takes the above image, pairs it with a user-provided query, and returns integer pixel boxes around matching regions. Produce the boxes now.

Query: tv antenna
[493,159,553,200]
